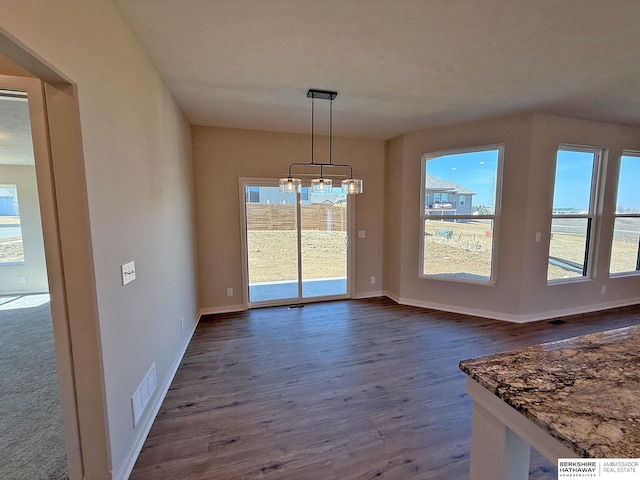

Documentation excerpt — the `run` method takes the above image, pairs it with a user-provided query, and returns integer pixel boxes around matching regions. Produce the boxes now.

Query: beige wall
[518,114,640,317]
[385,113,640,321]
[0,164,48,293]
[0,52,33,77]
[383,136,404,295]
[3,3,640,479]
[0,2,198,479]
[192,126,385,311]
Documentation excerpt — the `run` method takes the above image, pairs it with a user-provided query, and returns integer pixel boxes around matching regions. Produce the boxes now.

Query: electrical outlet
[18,276,26,284]
[358,230,366,238]
[370,276,376,284]
[227,287,233,297]
[601,285,606,294]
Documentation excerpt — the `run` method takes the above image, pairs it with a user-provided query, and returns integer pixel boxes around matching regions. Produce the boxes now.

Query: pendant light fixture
[279,89,363,195]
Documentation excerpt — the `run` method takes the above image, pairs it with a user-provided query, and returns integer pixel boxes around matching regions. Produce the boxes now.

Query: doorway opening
[0,85,68,479]
[242,180,351,306]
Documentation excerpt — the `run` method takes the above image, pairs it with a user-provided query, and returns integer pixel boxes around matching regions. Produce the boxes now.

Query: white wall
[0,1,198,478]
[0,164,48,294]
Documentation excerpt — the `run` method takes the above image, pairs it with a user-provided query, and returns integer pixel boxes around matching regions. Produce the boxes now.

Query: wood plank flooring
[130,298,640,479]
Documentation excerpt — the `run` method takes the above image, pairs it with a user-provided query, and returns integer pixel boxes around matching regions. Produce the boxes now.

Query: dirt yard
[0,241,24,263]
[247,230,347,283]
[246,220,591,284]
[246,220,639,284]
[424,219,639,280]
[423,220,494,279]
[0,217,24,263]
[2,220,636,280]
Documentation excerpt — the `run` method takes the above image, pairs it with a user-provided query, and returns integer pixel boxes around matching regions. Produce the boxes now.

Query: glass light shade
[341,178,363,194]
[310,178,332,193]
[279,177,301,193]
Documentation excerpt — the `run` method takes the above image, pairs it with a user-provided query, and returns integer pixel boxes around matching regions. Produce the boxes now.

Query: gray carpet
[0,294,68,480]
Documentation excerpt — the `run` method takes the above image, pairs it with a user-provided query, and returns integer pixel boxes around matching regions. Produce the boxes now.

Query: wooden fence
[246,204,347,231]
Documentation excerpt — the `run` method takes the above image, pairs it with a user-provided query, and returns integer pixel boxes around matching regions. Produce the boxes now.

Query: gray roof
[425,175,475,195]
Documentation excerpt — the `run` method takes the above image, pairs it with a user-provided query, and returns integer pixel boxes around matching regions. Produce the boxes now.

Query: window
[610,152,640,275]
[0,185,24,264]
[246,186,260,203]
[547,146,602,282]
[420,145,502,282]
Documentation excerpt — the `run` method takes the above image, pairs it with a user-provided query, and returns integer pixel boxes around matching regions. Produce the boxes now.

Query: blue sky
[426,149,499,206]
[553,150,594,210]
[426,149,640,211]
[618,155,640,212]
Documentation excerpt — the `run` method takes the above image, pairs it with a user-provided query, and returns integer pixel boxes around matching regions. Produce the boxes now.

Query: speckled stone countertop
[459,326,640,458]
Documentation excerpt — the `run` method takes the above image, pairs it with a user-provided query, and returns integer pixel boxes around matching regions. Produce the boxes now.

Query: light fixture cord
[329,96,333,165]
[311,96,315,165]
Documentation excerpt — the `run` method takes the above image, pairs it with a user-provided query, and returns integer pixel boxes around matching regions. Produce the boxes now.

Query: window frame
[0,183,25,265]
[419,144,504,284]
[547,144,603,284]
[609,150,640,277]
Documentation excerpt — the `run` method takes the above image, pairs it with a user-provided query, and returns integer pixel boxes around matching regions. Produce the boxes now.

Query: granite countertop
[459,326,640,458]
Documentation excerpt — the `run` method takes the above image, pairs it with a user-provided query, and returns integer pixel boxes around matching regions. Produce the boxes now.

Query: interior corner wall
[383,135,404,298]
[388,113,640,322]
[517,114,640,318]
[0,1,198,478]
[0,164,48,294]
[192,126,385,311]
[390,115,534,320]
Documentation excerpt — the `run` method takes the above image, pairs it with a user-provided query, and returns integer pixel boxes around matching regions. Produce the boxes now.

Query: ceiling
[110,0,640,140]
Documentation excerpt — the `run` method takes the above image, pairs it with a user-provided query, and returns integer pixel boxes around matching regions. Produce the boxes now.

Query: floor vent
[132,363,157,427]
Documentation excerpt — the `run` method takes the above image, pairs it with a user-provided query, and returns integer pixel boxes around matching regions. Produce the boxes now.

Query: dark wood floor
[130,297,640,479]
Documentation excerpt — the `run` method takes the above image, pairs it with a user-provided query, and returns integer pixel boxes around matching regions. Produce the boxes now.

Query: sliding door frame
[239,177,354,308]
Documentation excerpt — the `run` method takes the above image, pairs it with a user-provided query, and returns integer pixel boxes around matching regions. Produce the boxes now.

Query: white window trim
[0,183,25,265]
[609,150,640,277]
[419,144,504,285]
[547,144,604,284]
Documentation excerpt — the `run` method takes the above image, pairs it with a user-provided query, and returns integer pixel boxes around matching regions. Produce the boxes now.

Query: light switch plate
[121,261,136,285]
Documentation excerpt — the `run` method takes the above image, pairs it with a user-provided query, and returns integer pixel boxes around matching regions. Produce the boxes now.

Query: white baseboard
[199,304,247,316]
[114,312,201,480]
[510,297,640,323]
[352,290,384,299]
[383,290,400,304]
[0,289,49,296]
[383,292,640,323]
[392,296,523,322]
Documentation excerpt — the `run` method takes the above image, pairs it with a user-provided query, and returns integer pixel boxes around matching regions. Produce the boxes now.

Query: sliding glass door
[300,195,348,298]
[245,185,299,302]
[243,181,349,305]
